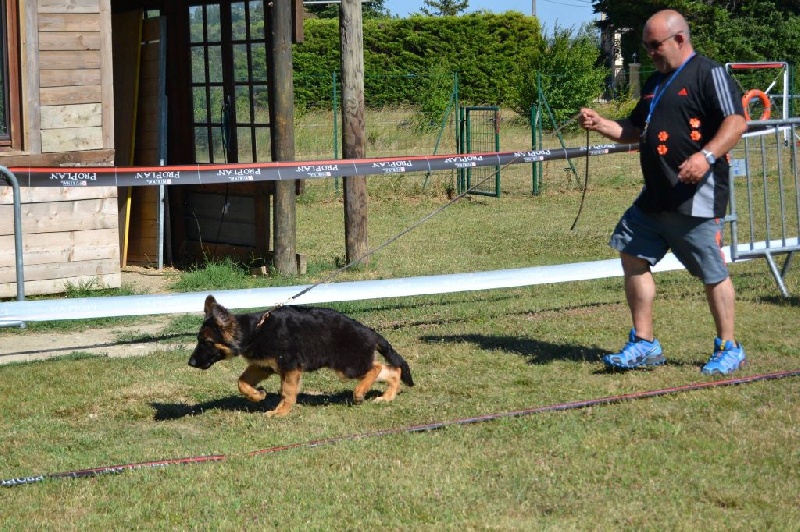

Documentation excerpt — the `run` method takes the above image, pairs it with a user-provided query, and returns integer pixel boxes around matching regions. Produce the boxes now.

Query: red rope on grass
[4,369,800,488]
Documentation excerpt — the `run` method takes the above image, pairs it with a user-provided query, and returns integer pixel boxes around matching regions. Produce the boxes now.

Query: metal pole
[0,166,25,304]
[157,17,168,270]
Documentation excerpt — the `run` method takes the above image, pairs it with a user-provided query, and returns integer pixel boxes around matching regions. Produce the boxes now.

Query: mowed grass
[1,111,800,529]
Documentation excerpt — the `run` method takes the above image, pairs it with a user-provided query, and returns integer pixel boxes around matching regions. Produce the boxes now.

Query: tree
[512,26,607,127]
[305,0,390,19]
[593,0,800,68]
[419,0,470,17]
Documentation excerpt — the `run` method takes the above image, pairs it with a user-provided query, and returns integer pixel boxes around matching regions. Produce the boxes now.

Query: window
[190,1,271,163]
[0,0,21,149]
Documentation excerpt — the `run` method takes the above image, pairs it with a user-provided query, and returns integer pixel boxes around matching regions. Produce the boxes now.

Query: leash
[252,109,591,326]
[240,163,516,350]
[254,157,520,323]
[545,111,591,231]
[570,127,591,231]
[5,368,799,488]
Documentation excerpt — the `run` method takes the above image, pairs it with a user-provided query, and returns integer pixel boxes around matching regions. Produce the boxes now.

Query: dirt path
[0,267,194,365]
[0,321,193,365]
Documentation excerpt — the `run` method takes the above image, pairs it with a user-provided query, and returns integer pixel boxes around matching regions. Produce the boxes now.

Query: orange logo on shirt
[658,131,669,142]
[678,87,688,96]
[689,118,703,142]
[657,145,668,156]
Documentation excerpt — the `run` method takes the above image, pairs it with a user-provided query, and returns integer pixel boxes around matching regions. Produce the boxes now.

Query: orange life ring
[742,89,771,121]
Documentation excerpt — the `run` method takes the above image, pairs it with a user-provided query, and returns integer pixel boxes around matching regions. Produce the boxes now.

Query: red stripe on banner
[728,62,786,70]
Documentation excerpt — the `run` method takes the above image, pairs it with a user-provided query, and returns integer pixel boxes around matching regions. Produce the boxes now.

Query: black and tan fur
[188,295,414,417]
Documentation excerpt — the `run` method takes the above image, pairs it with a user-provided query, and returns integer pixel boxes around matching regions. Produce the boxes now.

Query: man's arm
[579,108,642,144]
[677,114,747,184]
[702,114,748,159]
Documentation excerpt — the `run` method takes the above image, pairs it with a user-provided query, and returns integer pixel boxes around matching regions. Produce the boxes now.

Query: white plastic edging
[1,241,782,326]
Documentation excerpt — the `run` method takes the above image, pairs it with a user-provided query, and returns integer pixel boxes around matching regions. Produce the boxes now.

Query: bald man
[580,10,748,374]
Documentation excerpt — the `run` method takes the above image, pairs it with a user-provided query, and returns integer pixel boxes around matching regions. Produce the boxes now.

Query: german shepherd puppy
[188,295,414,417]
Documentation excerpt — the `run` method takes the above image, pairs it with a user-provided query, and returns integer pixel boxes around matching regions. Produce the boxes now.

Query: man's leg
[702,275,746,374]
[621,252,656,341]
[705,276,736,342]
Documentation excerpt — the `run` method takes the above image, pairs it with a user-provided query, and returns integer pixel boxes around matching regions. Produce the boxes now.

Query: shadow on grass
[758,294,800,306]
[151,389,382,421]
[420,333,605,364]
[419,333,695,371]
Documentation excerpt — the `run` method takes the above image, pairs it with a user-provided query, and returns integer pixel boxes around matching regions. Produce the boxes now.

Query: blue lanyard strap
[645,52,696,128]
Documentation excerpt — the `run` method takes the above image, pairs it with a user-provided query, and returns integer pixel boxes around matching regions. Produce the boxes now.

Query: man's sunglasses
[642,32,682,52]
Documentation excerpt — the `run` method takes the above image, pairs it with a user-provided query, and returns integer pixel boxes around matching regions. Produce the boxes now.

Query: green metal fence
[457,106,500,197]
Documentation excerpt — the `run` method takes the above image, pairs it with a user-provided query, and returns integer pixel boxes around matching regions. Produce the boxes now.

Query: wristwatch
[701,149,716,165]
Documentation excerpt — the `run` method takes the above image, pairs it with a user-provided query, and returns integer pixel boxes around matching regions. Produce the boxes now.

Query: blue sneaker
[603,329,666,369]
[701,338,746,375]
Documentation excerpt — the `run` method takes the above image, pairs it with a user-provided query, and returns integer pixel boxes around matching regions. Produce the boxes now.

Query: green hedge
[293,12,605,113]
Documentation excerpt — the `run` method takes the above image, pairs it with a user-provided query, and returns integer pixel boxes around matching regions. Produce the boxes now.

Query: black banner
[5,144,637,188]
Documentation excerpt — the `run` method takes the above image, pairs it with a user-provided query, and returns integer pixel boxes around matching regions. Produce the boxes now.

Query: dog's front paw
[242,389,267,402]
[238,382,267,402]
[265,401,293,417]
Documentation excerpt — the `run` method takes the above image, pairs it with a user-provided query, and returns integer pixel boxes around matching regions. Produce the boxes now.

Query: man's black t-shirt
[629,54,744,219]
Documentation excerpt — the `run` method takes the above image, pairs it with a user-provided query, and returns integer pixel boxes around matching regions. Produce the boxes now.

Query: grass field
[1,108,799,529]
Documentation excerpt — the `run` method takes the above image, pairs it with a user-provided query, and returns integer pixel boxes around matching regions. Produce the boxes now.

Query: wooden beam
[340,0,368,265]
[269,0,298,275]
[0,149,115,167]
[293,0,304,43]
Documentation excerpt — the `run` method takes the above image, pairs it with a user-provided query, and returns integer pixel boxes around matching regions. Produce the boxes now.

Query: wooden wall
[0,187,121,297]
[0,0,120,298]
[38,0,114,153]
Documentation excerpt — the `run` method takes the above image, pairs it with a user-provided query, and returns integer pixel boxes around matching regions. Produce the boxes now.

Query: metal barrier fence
[0,166,24,304]
[729,118,800,296]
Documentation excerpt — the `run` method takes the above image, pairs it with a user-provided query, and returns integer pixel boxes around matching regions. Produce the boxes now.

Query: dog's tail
[377,336,414,387]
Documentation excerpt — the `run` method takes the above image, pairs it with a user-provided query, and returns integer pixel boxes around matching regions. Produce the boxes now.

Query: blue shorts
[609,205,729,284]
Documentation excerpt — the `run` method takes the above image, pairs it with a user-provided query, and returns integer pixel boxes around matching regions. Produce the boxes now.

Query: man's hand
[579,108,640,144]
[677,152,710,184]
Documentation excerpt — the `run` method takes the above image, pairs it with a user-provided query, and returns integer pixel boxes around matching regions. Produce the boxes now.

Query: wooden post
[340,0,368,265]
[269,0,297,275]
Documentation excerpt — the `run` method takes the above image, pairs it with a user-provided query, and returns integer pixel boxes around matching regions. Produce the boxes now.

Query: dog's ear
[203,295,219,319]
[205,295,232,326]
[211,306,230,326]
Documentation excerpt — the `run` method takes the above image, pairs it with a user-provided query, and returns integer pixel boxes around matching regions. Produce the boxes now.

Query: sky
[383,0,598,30]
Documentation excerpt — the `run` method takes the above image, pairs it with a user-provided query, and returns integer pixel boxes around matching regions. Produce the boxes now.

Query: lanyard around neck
[645,52,696,128]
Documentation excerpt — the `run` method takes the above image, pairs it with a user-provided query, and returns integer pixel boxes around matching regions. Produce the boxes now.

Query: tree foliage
[419,0,470,17]
[294,12,551,109]
[512,26,608,125]
[305,0,390,19]
[593,0,800,71]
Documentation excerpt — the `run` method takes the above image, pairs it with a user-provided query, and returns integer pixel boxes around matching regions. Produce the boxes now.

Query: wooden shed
[0,0,302,299]
[0,1,118,298]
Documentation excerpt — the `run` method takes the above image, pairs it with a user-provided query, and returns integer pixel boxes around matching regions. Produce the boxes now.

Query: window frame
[0,0,21,150]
